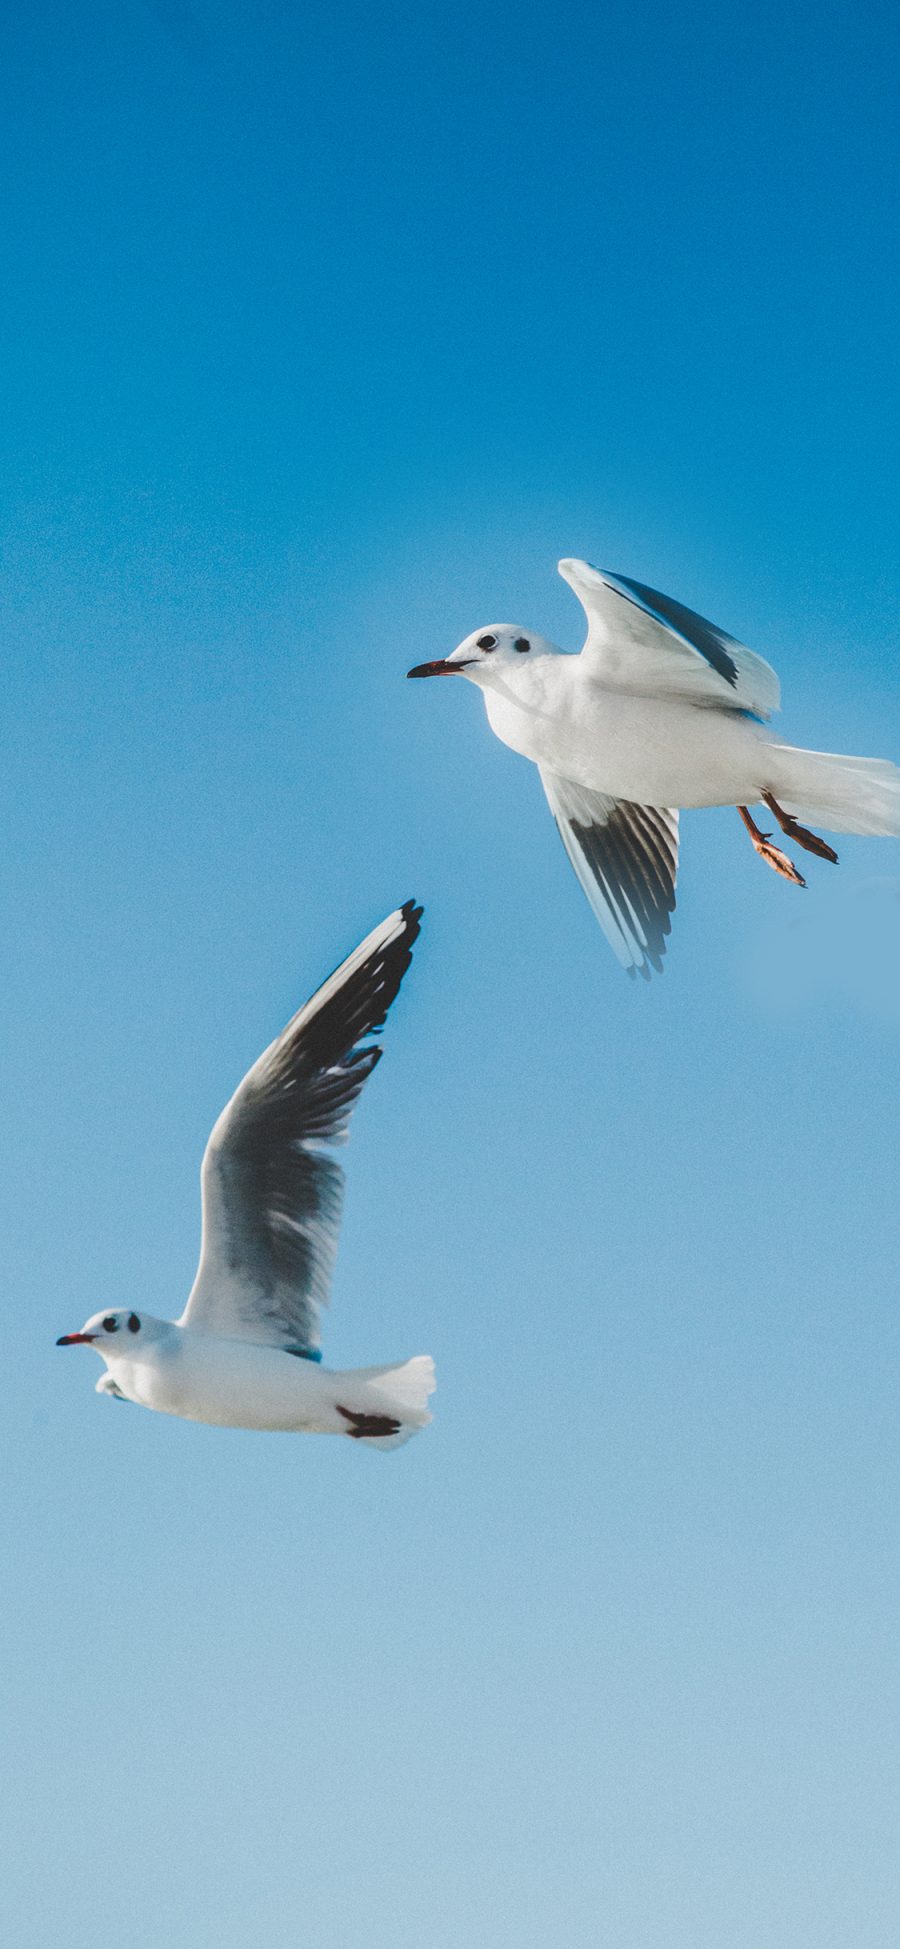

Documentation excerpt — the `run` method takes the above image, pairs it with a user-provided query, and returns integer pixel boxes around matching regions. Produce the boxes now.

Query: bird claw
[760,793,839,864]
[752,836,806,886]
[783,819,838,864]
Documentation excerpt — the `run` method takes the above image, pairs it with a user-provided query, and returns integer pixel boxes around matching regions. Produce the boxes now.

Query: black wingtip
[345,899,423,1041]
[398,898,424,944]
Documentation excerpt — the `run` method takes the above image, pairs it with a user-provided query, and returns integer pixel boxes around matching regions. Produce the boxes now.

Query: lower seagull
[57,902,434,1451]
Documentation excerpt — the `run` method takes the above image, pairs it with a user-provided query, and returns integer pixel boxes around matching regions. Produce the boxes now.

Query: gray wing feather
[541,770,679,979]
[179,902,422,1353]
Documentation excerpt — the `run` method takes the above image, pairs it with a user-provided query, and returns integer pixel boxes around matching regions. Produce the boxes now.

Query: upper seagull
[57,903,434,1450]
[408,558,900,977]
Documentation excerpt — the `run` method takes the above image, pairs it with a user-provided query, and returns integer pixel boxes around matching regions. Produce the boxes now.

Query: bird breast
[483,665,770,807]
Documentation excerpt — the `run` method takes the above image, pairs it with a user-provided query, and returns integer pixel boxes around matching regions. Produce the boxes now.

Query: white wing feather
[558,558,780,719]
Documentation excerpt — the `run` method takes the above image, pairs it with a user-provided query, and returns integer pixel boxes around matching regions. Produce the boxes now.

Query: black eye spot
[514,636,530,653]
[128,1313,141,1334]
[102,1316,119,1334]
[476,634,497,651]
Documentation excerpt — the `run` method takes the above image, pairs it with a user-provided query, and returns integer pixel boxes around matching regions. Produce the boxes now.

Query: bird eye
[476,634,497,651]
[128,1313,141,1334]
[513,636,530,653]
[102,1316,119,1333]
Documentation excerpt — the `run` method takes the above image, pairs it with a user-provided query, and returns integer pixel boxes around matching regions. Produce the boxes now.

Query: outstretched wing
[179,902,422,1355]
[541,769,679,979]
[558,557,780,719]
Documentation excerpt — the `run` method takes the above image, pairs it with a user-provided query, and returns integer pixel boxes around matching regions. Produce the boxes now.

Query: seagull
[409,558,900,977]
[57,903,435,1451]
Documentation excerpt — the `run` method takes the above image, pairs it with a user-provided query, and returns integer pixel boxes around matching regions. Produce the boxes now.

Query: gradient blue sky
[2,3,900,1944]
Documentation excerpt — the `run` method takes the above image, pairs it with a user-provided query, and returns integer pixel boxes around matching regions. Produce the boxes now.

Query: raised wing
[558,557,780,719]
[541,769,679,978]
[179,902,422,1354]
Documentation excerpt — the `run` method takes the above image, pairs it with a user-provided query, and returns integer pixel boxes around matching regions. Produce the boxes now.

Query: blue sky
[2,2,900,1944]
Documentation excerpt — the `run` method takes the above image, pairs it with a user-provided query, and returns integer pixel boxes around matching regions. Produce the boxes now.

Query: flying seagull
[409,558,900,977]
[58,903,434,1450]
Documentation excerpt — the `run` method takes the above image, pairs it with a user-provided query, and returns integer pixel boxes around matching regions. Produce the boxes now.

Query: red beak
[406,659,471,678]
[56,1333,97,1346]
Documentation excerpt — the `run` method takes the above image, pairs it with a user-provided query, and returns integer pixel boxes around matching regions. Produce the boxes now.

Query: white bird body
[59,904,435,1452]
[92,1319,433,1442]
[409,557,900,976]
[480,650,773,806]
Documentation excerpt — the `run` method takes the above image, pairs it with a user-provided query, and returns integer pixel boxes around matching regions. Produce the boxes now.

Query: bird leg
[761,791,839,864]
[737,805,806,886]
[336,1404,402,1439]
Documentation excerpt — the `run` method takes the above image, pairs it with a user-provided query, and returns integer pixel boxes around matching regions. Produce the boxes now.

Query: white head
[408,624,557,685]
[56,1308,161,1358]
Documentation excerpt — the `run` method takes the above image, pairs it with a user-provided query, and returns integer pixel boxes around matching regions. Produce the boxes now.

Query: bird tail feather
[765,744,900,836]
[334,1355,435,1451]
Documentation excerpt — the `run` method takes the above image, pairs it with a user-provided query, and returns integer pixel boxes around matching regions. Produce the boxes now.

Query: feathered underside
[541,770,679,978]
